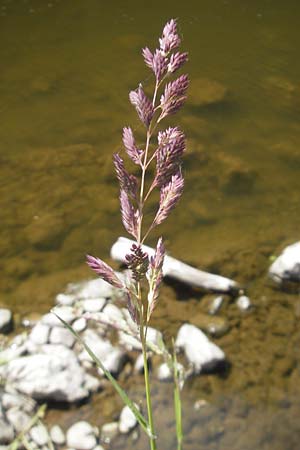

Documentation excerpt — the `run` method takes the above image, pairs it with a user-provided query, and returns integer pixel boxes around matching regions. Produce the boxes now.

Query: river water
[1,1,300,449]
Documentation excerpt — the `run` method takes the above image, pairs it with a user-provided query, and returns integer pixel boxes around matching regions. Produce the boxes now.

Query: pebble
[0,418,14,444]
[50,424,66,445]
[73,317,87,333]
[42,306,76,327]
[209,296,224,315]
[119,405,138,434]
[175,324,225,374]
[82,298,106,313]
[30,424,49,446]
[101,422,119,444]
[66,421,97,450]
[236,295,251,311]
[6,407,31,433]
[49,326,76,347]
[156,361,184,382]
[269,241,300,283]
[29,323,50,345]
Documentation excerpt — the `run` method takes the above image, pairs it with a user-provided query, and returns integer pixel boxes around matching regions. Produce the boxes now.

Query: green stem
[141,324,157,450]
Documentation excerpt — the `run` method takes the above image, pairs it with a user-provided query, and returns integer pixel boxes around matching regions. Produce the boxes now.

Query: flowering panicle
[159,19,181,55]
[113,153,138,199]
[122,127,143,165]
[86,255,124,289]
[168,51,188,73]
[153,172,184,226]
[147,237,165,321]
[120,190,139,239]
[125,244,149,282]
[159,74,189,120]
[129,84,154,127]
[154,127,185,187]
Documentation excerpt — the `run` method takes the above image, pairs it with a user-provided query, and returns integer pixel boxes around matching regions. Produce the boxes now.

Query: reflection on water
[1,0,300,449]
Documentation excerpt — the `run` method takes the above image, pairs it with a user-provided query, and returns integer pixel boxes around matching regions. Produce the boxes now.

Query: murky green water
[1,0,300,449]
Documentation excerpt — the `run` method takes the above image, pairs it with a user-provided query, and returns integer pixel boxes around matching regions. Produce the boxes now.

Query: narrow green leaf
[53,312,152,438]
[173,342,183,450]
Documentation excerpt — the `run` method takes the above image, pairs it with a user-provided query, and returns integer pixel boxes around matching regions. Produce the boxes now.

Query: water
[1,0,300,448]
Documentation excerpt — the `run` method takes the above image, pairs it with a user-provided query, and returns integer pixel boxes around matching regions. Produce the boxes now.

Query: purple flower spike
[147,237,165,320]
[129,84,154,127]
[122,127,143,165]
[159,74,189,120]
[168,52,188,73]
[86,255,124,289]
[120,189,139,239]
[113,153,138,199]
[125,244,149,281]
[153,172,184,226]
[159,19,181,56]
[142,47,154,68]
[155,127,186,187]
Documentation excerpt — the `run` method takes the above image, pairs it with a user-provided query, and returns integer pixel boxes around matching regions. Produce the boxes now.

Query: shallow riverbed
[1,1,300,449]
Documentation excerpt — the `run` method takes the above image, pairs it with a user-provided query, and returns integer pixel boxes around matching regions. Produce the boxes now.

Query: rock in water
[119,405,138,434]
[175,324,225,374]
[0,309,13,334]
[269,242,300,284]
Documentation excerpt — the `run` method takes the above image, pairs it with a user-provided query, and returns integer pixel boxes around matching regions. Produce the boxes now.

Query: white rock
[83,373,101,392]
[6,407,31,433]
[49,425,65,445]
[175,324,225,374]
[269,242,300,283]
[67,278,114,300]
[111,237,238,293]
[101,422,119,444]
[119,405,138,434]
[209,296,224,315]
[49,326,76,347]
[29,323,50,345]
[82,298,106,313]
[102,303,123,323]
[55,293,76,306]
[2,391,36,413]
[0,309,13,334]
[73,317,87,333]
[66,421,97,450]
[3,348,89,402]
[79,329,126,375]
[93,446,105,450]
[118,326,162,351]
[42,306,76,327]
[157,362,184,382]
[30,424,49,446]
[0,418,14,444]
[236,295,251,311]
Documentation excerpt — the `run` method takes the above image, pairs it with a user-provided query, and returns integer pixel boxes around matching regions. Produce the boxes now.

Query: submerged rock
[189,312,229,337]
[50,425,66,446]
[269,242,300,284]
[189,78,228,107]
[175,324,225,374]
[236,295,251,311]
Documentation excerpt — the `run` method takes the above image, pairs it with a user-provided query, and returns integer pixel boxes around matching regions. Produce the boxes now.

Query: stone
[6,407,31,433]
[101,422,119,444]
[0,418,14,444]
[119,405,138,434]
[66,421,97,450]
[66,278,114,300]
[3,347,89,402]
[79,329,126,375]
[0,309,13,334]
[156,362,184,382]
[175,324,225,374]
[1,392,36,413]
[55,293,76,306]
[189,312,229,337]
[73,317,87,333]
[50,425,66,445]
[29,323,50,345]
[42,306,76,327]
[102,303,123,323]
[30,424,49,446]
[236,295,251,311]
[209,296,224,315]
[83,374,101,393]
[188,77,227,106]
[269,242,300,284]
[82,298,106,313]
[49,326,76,347]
